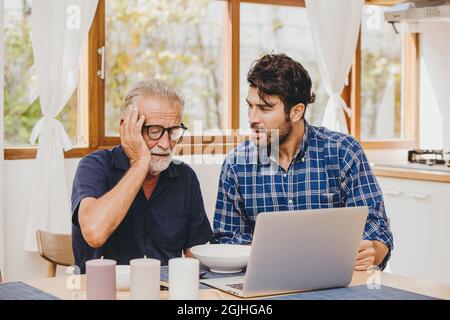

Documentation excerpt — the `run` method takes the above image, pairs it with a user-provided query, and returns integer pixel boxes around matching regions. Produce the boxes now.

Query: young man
[71,79,212,272]
[213,54,393,271]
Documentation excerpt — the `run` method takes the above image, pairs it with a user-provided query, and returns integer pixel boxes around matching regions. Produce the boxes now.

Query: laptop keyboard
[226,283,244,291]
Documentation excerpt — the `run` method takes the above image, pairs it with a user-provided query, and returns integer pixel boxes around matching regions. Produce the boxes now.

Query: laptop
[201,206,368,298]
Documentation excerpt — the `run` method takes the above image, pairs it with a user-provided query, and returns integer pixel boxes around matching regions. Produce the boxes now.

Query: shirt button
[283,173,287,178]
[288,199,293,205]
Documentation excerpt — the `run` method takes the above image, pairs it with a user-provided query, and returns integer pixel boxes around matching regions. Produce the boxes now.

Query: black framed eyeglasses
[142,123,188,142]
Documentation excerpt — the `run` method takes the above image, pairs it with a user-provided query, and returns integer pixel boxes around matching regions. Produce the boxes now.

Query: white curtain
[0,0,5,274]
[24,0,99,251]
[375,68,396,139]
[305,0,364,134]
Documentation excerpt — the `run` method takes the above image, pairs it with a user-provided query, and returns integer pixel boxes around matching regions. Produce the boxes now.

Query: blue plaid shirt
[213,121,393,269]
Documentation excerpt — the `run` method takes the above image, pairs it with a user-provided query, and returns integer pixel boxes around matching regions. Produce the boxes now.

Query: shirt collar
[112,145,178,178]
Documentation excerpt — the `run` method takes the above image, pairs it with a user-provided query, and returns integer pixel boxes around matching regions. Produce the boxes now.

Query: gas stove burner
[408,149,447,166]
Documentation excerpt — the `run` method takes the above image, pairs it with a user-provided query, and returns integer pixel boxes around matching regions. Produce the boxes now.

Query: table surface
[21,270,450,300]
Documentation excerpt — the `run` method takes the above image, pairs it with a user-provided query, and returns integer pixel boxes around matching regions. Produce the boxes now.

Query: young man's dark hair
[247,53,316,119]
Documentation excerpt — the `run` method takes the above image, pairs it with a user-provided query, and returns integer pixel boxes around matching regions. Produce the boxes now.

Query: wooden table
[23,270,450,300]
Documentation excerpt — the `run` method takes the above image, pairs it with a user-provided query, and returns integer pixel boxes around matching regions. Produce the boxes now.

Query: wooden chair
[36,230,75,277]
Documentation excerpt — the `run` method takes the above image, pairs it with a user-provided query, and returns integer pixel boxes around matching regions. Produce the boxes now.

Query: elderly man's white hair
[123,79,185,113]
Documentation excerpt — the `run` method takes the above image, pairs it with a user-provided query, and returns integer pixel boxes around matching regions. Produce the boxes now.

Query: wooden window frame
[4,0,417,160]
[355,3,420,150]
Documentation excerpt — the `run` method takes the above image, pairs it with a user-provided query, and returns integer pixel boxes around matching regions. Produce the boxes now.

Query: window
[3,0,80,148]
[360,4,402,141]
[239,2,327,131]
[105,0,226,137]
[352,3,419,149]
[4,0,419,159]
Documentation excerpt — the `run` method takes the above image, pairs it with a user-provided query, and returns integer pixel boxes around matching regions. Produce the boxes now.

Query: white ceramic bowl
[116,265,130,291]
[190,244,251,273]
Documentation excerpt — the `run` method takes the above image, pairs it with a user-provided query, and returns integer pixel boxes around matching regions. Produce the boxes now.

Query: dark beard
[278,120,292,146]
[257,119,292,161]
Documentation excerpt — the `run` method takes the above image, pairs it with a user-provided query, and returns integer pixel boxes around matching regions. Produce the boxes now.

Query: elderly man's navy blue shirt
[71,145,213,273]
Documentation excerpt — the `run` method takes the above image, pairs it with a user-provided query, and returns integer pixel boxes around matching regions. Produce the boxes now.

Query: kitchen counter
[372,162,450,183]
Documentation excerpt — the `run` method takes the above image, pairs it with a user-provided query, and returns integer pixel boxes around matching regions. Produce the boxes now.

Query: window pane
[3,0,80,147]
[361,5,402,140]
[105,0,225,136]
[240,3,327,131]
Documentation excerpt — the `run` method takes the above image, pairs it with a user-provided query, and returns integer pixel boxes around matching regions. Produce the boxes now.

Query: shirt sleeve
[185,172,214,248]
[71,153,110,221]
[213,160,253,244]
[339,141,394,270]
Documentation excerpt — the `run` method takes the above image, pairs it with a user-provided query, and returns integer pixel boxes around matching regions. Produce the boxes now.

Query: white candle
[169,258,199,300]
[116,265,131,291]
[130,258,160,300]
[86,258,116,300]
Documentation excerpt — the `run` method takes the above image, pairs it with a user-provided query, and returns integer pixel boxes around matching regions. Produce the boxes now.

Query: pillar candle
[86,258,116,300]
[130,258,160,300]
[169,258,199,300]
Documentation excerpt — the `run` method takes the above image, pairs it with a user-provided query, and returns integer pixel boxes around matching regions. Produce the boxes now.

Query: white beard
[148,146,174,175]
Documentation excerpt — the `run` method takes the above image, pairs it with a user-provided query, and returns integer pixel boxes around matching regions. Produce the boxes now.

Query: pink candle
[86,258,116,300]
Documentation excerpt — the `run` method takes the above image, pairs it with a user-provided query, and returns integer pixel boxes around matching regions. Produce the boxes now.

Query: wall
[4,159,80,281]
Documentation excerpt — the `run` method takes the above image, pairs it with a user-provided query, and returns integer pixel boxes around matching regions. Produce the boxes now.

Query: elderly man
[71,79,213,272]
